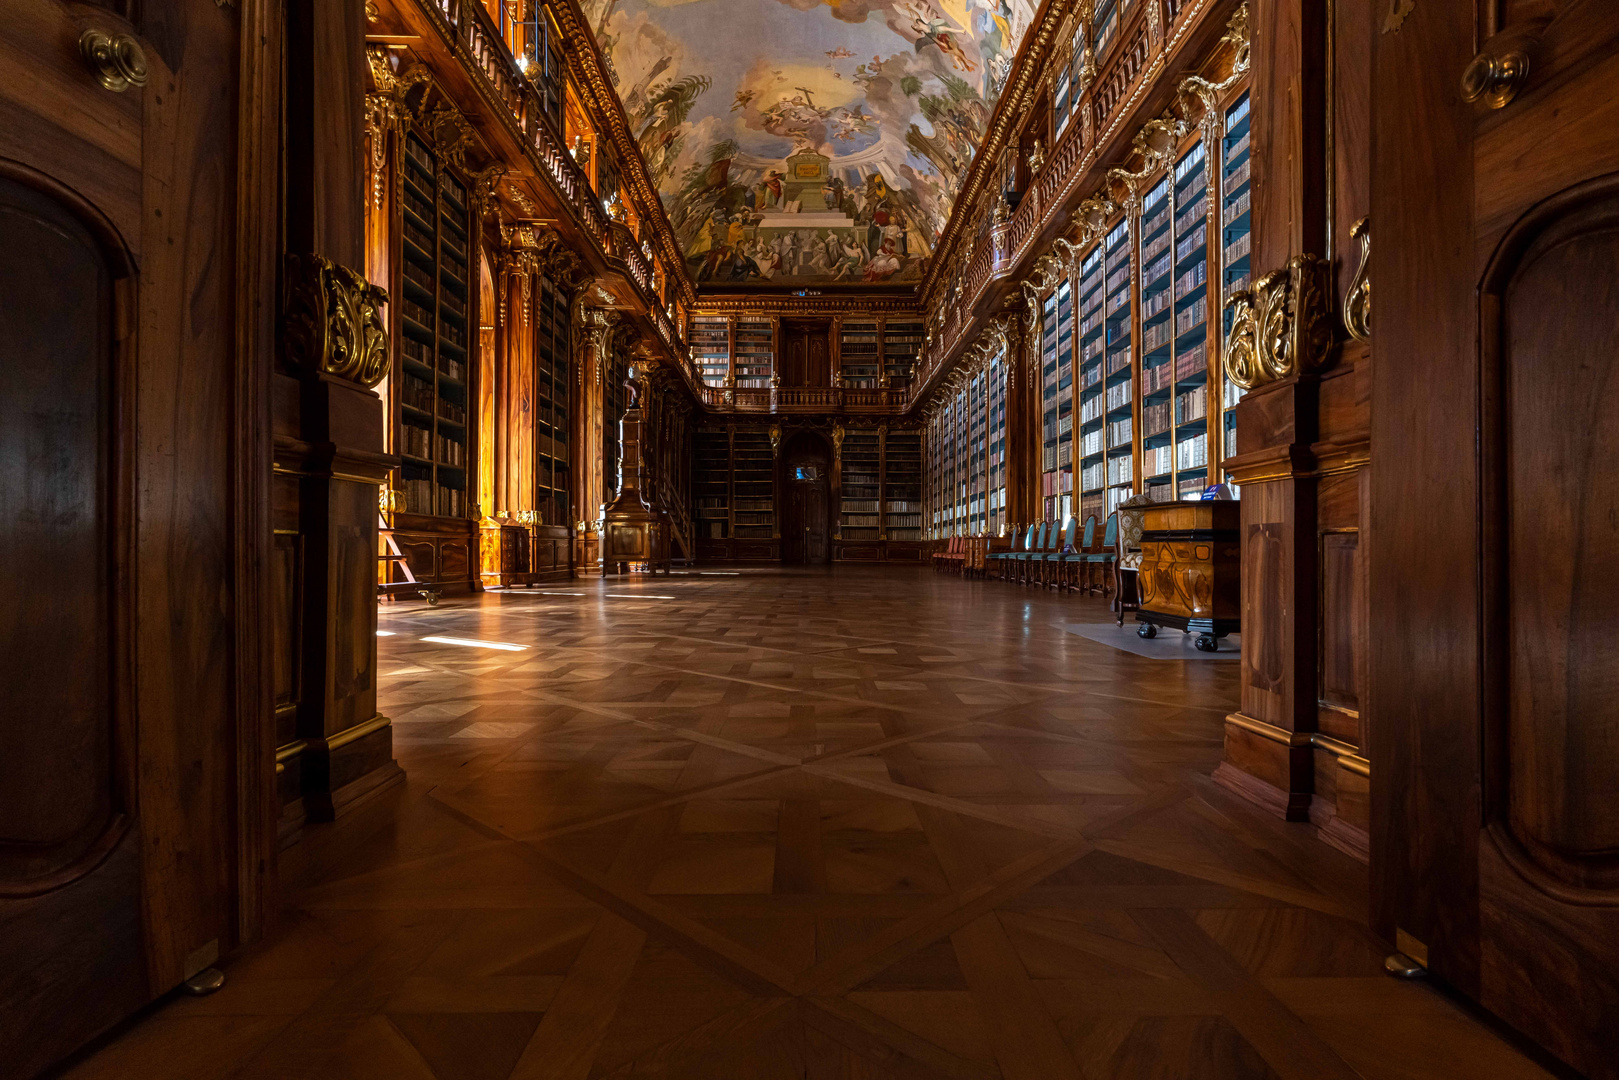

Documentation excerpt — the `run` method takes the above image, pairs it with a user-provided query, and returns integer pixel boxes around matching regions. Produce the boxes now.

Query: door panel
[1487,180,1619,877]
[0,175,124,886]
[0,1,261,1075]
[1377,2,1619,1076]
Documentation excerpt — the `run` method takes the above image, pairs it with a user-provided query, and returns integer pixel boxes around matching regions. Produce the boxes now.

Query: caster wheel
[1137,623,1158,639]
[1195,635,1218,652]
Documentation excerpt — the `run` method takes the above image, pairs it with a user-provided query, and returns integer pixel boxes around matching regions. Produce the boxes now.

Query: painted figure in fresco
[864,234,903,281]
[761,170,784,208]
[832,236,866,280]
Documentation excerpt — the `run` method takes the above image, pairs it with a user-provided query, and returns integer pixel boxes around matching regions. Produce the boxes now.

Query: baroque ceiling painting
[582,0,1036,285]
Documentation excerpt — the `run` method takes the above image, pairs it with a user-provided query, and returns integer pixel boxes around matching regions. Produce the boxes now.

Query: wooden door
[781,434,831,564]
[0,3,266,1075]
[1373,3,1619,1075]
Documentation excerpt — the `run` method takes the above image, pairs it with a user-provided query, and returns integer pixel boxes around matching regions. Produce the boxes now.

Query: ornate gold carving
[1222,254,1335,390]
[364,49,430,209]
[283,254,391,388]
[469,164,507,220]
[1345,217,1371,342]
[1173,6,1251,129]
[1028,140,1046,173]
[79,28,148,93]
[1382,0,1415,34]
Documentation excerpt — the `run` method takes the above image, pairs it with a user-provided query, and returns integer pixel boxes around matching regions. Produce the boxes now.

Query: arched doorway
[780,431,832,564]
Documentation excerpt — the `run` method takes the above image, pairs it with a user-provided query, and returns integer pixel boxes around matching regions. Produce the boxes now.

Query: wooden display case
[1134,500,1240,650]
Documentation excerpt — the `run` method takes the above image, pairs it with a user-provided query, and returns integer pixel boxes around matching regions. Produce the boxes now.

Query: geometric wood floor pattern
[66,567,1555,1079]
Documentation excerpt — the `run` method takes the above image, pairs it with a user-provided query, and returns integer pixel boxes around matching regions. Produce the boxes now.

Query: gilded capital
[283,254,390,389]
[1223,253,1335,390]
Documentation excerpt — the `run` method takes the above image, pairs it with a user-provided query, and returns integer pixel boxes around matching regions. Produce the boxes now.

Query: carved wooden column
[274,0,401,834]
[571,293,620,572]
[1214,0,1372,862]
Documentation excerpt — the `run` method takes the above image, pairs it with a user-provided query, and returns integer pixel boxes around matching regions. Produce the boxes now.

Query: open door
[1373,3,1619,1075]
[0,4,268,1075]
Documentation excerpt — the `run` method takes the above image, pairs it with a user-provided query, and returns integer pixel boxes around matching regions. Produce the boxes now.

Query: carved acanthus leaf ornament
[283,254,390,388]
[1222,254,1335,390]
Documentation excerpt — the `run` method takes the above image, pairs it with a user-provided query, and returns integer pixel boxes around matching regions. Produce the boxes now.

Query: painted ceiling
[580,0,1037,286]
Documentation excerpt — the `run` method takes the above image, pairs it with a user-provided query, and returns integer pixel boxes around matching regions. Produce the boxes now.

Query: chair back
[1023,523,1037,551]
[1008,526,1024,553]
[1080,515,1096,551]
[1101,511,1119,550]
[952,535,963,554]
[1033,522,1049,553]
[1061,517,1078,552]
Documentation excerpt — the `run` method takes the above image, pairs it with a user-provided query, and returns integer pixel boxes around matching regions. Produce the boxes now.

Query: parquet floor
[67,566,1554,1080]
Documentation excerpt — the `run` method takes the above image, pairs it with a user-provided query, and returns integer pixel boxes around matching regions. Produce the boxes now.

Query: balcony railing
[420,0,684,361]
[695,385,907,414]
[908,0,1226,411]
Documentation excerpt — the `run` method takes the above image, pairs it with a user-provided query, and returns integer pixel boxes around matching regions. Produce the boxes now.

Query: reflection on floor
[67,566,1552,1079]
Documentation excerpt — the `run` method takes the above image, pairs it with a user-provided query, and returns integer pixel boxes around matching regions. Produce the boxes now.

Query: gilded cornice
[909,1,1244,410]
[918,0,1081,306]
[548,0,695,309]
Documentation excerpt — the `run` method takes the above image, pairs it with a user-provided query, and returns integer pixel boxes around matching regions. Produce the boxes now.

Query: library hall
[4,0,1618,1077]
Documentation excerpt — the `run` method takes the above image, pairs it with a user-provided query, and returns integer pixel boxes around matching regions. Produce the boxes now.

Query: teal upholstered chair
[989,524,1026,581]
[1035,518,1070,588]
[1046,516,1081,590]
[1057,515,1095,592]
[1083,512,1119,594]
[1017,522,1048,585]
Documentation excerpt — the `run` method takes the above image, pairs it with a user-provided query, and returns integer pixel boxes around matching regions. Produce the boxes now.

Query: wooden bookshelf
[691,315,730,385]
[840,320,880,388]
[883,320,923,391]
[838,431,881,547]
[535,274,571,526]
[384,131,479,598]
[921,66,1251,537]
[1219,91,1252,478]
[693,427,730,544]
[1171,138,1212,500]
[690,426,778,560]
[733,317,773,388]
[731,430,775,540]
[883,430,922,543]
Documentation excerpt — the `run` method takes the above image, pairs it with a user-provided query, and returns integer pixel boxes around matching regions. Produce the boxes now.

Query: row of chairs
[933,515,1120,594]
[988,514,1119,592]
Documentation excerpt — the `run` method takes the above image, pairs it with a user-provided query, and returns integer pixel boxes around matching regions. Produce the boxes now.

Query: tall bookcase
[693,428,730,539]
[883,320,923,390]
[883,430,922,540]
[1139,174,1175,502]
[1171,139,1211,499]
[986,357,1008,534]
[1220,91,1252,476]
[839,431,881,540]
[969,372,987,534]
[731,430,775,538]
[535,275,571,525]
[396,132,473,520]
[692,315,730,385]
[1102,215,1134,515]
[1076,243,1106,525]
[840,320,880,388]
[733,317,773,388]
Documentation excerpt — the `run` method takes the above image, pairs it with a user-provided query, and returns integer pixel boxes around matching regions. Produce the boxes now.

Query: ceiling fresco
[581,0,1037,286]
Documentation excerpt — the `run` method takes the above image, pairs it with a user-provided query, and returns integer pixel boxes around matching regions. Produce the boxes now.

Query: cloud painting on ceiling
[581,0,1036,285]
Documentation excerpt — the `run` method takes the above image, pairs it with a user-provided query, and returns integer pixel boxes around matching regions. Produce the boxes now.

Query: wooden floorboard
[64,566,1556,1079]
